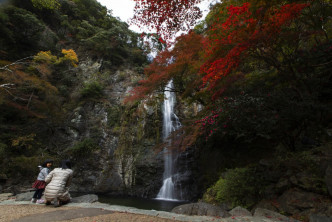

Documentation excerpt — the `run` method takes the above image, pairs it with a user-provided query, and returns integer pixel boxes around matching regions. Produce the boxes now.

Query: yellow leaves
[33,49,79,67]
[34,51,57,64]
[12,133,36,149]
[0,49,78,118]
[60,49,79,67]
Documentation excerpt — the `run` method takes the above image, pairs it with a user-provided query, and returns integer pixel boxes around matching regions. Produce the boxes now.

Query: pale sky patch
[97,0,218,33]
[97,0,142,32]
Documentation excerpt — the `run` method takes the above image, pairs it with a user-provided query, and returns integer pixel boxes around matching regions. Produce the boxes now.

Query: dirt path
[0,205,178,222]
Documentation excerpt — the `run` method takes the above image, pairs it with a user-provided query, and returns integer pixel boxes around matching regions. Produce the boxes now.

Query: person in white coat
[44,160,73,207]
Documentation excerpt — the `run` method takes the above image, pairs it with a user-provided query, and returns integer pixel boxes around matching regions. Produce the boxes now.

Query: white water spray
[156,80,181,200]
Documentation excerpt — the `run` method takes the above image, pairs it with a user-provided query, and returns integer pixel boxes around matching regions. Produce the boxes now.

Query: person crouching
[44,160,73,207]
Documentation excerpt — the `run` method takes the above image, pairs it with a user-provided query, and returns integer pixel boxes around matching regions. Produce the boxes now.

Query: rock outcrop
[71,194,98,203]
[171,202,231,217]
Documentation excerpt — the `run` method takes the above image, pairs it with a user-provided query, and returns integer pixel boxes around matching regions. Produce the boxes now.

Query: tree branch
[0,56,33,72]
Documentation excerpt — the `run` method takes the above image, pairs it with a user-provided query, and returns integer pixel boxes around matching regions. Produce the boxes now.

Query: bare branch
[0,83,29,101]
[0,56,33,72]
[27,91,34,109]
[0,83,15,89]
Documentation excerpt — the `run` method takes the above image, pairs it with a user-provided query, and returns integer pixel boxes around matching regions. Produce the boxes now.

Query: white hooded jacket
[44,168,73,201]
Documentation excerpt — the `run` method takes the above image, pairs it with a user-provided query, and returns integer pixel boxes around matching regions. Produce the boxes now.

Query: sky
[97,0,136,23]
[96,0,216,33]
[96,0,140,32]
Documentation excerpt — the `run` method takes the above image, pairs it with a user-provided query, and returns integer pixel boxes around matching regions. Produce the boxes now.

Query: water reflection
[98,195,189,212]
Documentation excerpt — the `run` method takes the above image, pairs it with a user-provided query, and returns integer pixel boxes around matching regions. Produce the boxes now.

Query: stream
[98,195,189,212]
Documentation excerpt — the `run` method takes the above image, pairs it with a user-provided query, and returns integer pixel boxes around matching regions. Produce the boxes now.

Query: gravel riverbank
[0,199,299,222]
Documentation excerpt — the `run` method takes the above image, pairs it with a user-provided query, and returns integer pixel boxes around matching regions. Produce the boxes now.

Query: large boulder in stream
[171,202,231,217]
[71,194,98,203]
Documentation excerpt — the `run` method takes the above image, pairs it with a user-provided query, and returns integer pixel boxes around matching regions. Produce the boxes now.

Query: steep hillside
[0,0,165,197]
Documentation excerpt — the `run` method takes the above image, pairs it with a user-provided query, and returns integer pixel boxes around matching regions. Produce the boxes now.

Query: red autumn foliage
[131,0,203,41]
[124,31,204,104]
[200,2,309,91]
[127,2,309,105]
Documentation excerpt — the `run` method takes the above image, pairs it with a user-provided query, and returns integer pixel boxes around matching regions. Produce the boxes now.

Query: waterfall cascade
[156,80,182,200]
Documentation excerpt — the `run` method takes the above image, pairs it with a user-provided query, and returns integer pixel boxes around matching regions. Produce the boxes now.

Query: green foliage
[66,138,99,158]
[9,156,40,177]
[80,25,133,65]
[275,145,330,195]
[203,167,264,208]
[31,0,60,10]
[0,5,46,58]
[0,0,147,64]
[107,105,121,127]
[76,20,100,39]
[80,81,104,99]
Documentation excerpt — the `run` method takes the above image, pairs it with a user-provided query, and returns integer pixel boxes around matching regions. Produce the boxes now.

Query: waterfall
[156,80,181,200]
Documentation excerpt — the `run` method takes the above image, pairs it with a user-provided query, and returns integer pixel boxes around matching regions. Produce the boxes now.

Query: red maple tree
[131,0,203,41]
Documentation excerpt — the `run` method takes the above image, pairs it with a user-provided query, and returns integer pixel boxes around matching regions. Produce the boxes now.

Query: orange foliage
[125,31,204,103]
[34,49,79,67]
[0,49,78,118]
[60,49,78,67]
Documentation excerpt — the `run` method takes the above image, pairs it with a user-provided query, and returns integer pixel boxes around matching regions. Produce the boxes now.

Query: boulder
[254,208,299,222]
[229,206,252,216]
[310,214,332,222]
[15,191,34,201]
[71,194,98,203]
[254,200,278,212]
[171,202,231,217]
[277,189,327,215]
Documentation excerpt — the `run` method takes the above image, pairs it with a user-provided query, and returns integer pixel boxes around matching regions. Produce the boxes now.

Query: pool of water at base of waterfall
[96,194,189,212]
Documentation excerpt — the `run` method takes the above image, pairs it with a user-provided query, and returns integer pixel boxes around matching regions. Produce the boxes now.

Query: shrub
[66,138,99,158]
[203,167,263,208]
[9,156,40,178]
[107,105,121,127]
[80,81,104,99]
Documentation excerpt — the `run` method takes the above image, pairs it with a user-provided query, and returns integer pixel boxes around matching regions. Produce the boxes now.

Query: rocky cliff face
[50,57,164,198]
[0,56,200,199]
